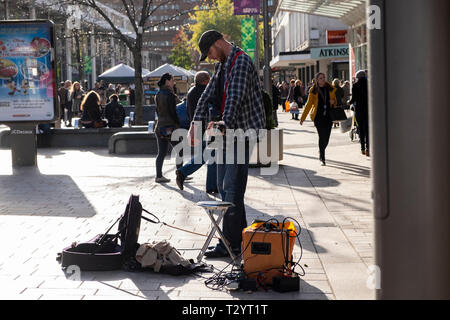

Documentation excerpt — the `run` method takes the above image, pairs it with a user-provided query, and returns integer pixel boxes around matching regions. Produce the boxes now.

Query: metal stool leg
[205,208,238,263]
[196,201,238,264]
[196,210,225,263]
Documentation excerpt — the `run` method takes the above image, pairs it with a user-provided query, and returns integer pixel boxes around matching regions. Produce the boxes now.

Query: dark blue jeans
[216,140,251,251]
[178,143,217,191]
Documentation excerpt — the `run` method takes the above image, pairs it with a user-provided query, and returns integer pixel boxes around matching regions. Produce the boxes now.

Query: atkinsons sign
[310,46,349,60]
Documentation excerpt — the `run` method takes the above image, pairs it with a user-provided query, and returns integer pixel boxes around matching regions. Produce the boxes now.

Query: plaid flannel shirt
[193,45,265,131]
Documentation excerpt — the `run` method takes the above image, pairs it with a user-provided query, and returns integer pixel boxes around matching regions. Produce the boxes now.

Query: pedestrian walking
[348,70,369,156]
[272,82,280,127]
[187,30,265,258]
[64,80,73,127]
[342,80,351,107]
[69,81,85,118]
[176,71,217,193]
[105,83,116,104]
[300,72,337,166]
[279,81,289,112]
[332,78,344,128]
[57,81,66,125]
[154,73,182,183]
[292,80,305,120]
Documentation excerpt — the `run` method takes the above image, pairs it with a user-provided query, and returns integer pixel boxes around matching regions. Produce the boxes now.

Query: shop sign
[310,46,349,60]
[327,30,348,44]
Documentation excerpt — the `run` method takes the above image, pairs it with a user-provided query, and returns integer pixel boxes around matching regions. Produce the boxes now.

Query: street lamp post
[262,0,272,95]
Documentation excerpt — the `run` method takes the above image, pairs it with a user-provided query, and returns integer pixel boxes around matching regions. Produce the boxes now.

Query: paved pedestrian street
[0,110,374,300]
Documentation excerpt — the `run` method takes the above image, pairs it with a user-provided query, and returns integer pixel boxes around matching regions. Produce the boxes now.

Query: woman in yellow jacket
[300,73,337,166]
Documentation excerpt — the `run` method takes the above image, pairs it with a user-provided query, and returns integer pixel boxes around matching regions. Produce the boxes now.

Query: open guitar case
[56,194,213,274]
[57,194,157,271]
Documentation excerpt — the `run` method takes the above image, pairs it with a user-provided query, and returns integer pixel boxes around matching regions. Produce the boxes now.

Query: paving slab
[0,111,374,300]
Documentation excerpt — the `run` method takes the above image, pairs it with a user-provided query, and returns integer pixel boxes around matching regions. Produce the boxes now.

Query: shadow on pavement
[249,165,341,188]
[284,152,371,178]
[0,167,96,217]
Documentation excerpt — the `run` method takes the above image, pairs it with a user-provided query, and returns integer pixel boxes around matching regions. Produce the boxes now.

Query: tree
[56,0,194,124]
[168,28,194,70]
[189,0,243,51]
[189,0,263,67]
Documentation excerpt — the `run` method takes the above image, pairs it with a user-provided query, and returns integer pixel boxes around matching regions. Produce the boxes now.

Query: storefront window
[350,23,368,73]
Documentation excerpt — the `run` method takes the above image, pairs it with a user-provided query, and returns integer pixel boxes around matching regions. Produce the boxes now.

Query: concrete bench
[123,105,156,122]
[0,126,149,149]
[108,131,158,155]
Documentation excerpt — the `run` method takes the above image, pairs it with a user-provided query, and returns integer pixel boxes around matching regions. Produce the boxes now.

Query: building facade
[270,10,350,84]
[271,0,367,83]
[1,0,165,86]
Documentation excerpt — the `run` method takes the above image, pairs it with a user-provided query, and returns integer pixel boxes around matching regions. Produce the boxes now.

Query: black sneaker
[204,245,229,258]
[175,170,185,190]
[204,245,240,258]
[206,189,219,195]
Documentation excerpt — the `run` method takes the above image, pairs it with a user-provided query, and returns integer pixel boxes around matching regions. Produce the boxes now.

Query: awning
[277,0,367,26]
[270,52,312,68]
[144,63,194,79]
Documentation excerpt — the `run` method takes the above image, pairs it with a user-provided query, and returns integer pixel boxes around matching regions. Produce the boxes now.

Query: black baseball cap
[198,30,223,62]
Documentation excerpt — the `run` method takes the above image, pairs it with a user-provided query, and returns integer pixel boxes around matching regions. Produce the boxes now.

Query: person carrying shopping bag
[300,73,337,166]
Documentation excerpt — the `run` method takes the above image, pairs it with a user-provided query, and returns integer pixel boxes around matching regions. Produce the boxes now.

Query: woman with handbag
[154,73,181,183]
[300,73,337,166]
[291,80,305,120]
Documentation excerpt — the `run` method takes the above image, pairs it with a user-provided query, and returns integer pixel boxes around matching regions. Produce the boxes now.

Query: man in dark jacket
[272,83,280,126]
[348,71,369,156]
[105,94,126,127]
[176,71,217,193]
[187,71,210,122]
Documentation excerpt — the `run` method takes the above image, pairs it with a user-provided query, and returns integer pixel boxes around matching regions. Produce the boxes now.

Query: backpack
[57,194,159,271]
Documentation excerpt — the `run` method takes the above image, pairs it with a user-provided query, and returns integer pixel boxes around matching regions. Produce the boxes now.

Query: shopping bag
[329,107,347,121]
[285,101,290,112]
[340,117,352,133]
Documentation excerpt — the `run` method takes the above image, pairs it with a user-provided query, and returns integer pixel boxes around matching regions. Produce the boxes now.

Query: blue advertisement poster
[0,20,56,122]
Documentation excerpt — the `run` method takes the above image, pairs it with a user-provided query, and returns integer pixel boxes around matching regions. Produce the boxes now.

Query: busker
[187,30,266,258]
[300,72,337,166]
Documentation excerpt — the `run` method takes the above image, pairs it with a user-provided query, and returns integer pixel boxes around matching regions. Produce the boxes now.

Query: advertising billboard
[234,0,260,16]
[241,18,256,61]
[0,20,57,123]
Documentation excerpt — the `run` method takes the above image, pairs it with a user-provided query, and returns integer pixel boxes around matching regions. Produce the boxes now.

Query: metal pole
[90,27,96,86]
[254,15,260,73]
[370,0,450,299]
[262,0,272,94]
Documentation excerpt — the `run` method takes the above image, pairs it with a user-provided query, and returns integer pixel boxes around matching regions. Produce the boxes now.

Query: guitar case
[57,194,158,271]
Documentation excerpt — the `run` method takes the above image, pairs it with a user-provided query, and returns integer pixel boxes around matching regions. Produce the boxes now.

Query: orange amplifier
[242,221,297,285]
